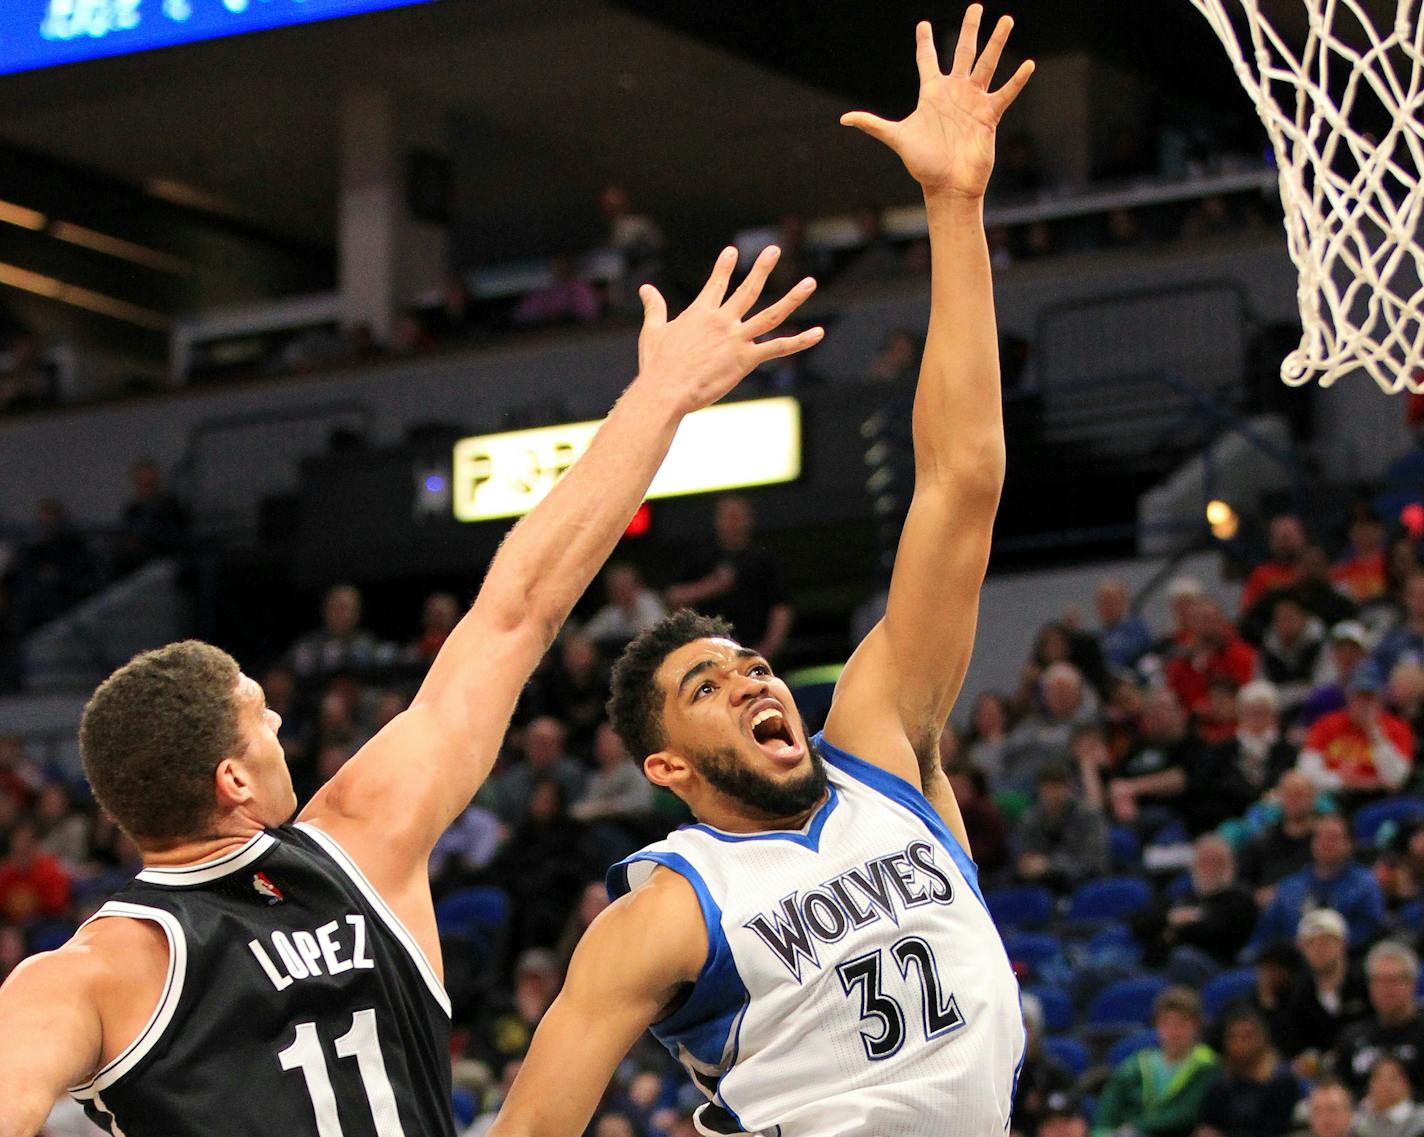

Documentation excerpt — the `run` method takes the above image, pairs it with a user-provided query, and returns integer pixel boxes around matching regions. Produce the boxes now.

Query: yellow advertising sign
[453,396,801,522]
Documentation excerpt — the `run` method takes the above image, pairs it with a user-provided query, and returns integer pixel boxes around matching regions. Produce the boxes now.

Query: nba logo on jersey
[252,872,284,904]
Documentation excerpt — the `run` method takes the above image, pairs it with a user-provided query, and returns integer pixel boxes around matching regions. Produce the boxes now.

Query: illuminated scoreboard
[453,397,803,523]
[0,0,440,76]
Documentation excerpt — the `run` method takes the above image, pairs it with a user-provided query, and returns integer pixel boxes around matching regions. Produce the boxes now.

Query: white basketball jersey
[607,733,1024,1137]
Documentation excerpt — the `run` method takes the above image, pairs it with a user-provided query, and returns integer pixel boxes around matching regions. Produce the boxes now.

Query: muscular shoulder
[577,869,707,1001]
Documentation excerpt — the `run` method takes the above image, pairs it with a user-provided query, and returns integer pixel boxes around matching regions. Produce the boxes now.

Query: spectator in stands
[1107,688,1199,836]
[667,495,794,661]
[1301,623,1373,728]
[1097,576,1153,671]
[409,591,460,665]
[1248,813,1384,957]
[599,185,665,316]
[491,780,596,952]
[1015,759,1110,892]
[528,632,608,756]
[427,798,503,897]
[1354,1053,1424,1137]
[1242,515,1308,614]
[1040,1094,1091,1137]
[1093,987,1219,1137]
[0,322,52,414]
[0,817,71,924]
[1336,515,1390,606]
[1153,575,1206,658]
[1278,909,1371,1072]
[945,762,1011,880]
[1261,597,1326,712]
[1248,944,1305,1051]
[1376,820,1424,922]
[570,722,653,863]
[1304,1080,1359,1137]
[0,734,44,807]
[1167,596,1257,718]
[9,499,98,635]
[1297,668,1413,805]
[512,255,603,328]
[966,691,1011,787]
[837,203,903,282]
[1013,993,1077,1137]
[112,457,189,577]
[868,328,924,385]
[1197,681,1298,832]
[1136,834,1257,979]
[1004,662,1097,791]
[1372,575,1424,679]
[1241,769,1327,906]
[581,563,666,651]
[33,782,88,869]
[1329,942,1424,1098]
[490,716,587,827]
[286,583,384,679]
[1196,1005,1303,1137]
[471,948,562,1069]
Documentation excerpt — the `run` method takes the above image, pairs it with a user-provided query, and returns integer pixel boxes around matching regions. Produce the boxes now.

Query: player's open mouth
[750,705,803,764]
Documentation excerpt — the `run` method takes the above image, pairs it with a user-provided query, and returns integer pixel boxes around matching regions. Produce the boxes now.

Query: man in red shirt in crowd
[1167,596,1257,716]
[1332,515,1388,604]
[1299,668,1413,804]
[1241,514,1308,612]
[0,818,70,923]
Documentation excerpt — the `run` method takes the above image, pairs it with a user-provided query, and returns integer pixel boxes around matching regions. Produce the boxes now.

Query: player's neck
[698,790,828,835]
[139,819,267,868]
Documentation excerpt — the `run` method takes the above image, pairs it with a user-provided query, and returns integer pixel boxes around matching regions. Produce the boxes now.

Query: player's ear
[643,749,689,790]
[213,756,253,808]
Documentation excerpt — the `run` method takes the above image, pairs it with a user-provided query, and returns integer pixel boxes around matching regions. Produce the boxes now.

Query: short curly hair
[608,609,734,762]
[80,640,244,845]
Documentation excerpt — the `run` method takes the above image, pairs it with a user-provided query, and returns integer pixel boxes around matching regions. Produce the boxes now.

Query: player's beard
[691,739,829,821]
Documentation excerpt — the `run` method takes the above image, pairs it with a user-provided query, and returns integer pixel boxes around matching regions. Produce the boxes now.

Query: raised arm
[823,8,1033,839]
[487,870,707,1137]
[299,248,822,892]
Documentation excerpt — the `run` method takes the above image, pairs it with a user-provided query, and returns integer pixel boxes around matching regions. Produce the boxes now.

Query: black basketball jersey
[70,823,456,1137]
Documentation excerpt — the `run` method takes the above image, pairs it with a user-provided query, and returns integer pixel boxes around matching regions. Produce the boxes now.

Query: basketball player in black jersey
[0,247,824,1137]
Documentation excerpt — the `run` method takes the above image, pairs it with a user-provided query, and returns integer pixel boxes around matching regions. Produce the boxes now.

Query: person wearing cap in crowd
[1093,987,1218,1137]
[1040,1092,1090,1137]
[1015,758,1110,892]
[1278,909,1371,1076]
[1298,667,1413,807]
[1247,813,1384,957]
[1328,942,1424,1099]
[1370,575,1424,681]
[1300,623,1374,728]
[1304,1080,1360,1137]
[1196,1004,1304,1137]
[1012,993,1077,1137]
[1353,1053,1424,1137]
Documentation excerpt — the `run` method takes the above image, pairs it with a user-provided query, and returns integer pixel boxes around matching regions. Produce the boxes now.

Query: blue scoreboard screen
[0,0,439,77]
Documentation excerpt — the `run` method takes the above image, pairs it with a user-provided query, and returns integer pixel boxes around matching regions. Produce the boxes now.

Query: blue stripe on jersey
[606,851,751,1076]
[687,784,840,851]
[811,732,988,912]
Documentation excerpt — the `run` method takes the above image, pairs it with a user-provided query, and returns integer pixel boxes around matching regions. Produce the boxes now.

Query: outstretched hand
[635,245,822,414]
[841,5,1034,199]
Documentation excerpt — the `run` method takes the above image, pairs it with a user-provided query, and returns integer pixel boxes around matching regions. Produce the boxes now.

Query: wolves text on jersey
[743,839,955,981]
[247,913,374,991]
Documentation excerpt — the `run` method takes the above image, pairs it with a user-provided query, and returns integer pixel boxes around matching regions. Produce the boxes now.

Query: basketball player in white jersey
[0,245,824,1137]
[487,9,1034,1137]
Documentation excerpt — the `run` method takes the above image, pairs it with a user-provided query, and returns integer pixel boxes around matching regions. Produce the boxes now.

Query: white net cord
[1188,0,1424,393]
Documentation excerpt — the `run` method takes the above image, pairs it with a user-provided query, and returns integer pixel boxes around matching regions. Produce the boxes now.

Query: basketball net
[1189,0,1424,393]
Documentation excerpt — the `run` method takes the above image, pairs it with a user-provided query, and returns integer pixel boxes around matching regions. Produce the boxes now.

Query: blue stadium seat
[1027,984,1074,1033]
[435,886,511,941]
[987,885,1056,930]
[1353,797,1424,845]
[1004,931,1064,970]
[1088,976,1167,1027]
[1201,968,1257,1016]
[1400,898,1423,935]
[1108,825,1141,871]
[1106,1028,1160,1067]
[1066,876,1153,923]
[1042,1035,1091,1077]
[1085,924,1140,958]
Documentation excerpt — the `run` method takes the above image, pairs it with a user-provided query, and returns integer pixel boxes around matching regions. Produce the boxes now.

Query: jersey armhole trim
[68,902,187,1100]
[293,822,452,1017]
[813,731,988,911]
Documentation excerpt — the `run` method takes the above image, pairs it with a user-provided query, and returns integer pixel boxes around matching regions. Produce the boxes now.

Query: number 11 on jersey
[278,1007,409,1136]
